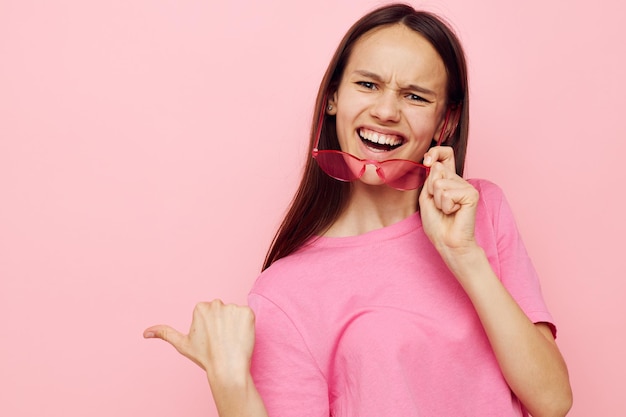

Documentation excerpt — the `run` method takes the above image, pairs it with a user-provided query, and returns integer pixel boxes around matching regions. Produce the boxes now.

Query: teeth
[359,128,403,146]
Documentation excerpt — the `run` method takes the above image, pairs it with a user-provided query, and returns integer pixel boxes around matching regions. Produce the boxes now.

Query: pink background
[1,0,624,415]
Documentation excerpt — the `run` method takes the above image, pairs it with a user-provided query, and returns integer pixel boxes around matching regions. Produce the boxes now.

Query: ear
[326,91,338,115]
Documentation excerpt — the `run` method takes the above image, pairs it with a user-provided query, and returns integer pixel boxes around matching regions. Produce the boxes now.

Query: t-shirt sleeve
[476,180,557,337]
[248,292,329,417]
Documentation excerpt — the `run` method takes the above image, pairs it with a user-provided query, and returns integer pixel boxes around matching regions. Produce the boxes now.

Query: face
[327,24,449,186]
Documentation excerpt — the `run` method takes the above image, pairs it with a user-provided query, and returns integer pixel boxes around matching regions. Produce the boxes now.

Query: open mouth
[358,128,405,151]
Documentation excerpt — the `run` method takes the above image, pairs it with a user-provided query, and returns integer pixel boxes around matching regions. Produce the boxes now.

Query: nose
[370,91,400,123]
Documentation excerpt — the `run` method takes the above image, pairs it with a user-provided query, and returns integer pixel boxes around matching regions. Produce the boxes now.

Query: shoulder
[250,245,321,301]
[467,178,510,219]
[467,178,505,202]
[466,178,521,245]
[467,178,530,262]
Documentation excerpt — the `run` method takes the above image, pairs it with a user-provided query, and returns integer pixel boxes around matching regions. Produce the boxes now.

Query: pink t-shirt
[248,179,554,417]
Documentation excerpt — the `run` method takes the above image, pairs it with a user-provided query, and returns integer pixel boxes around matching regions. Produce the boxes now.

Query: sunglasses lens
[380,160,428,190]
[314,151,364,182]
[313,151,428,190]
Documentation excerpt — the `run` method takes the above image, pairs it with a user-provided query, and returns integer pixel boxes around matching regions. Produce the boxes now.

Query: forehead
[345,24,447,90]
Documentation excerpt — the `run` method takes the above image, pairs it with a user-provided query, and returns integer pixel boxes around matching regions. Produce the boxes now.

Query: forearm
[443,246,572,417]
[207,370,269,417]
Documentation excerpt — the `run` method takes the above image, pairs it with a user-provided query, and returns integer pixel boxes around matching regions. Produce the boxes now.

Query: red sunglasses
[312,105,451,191]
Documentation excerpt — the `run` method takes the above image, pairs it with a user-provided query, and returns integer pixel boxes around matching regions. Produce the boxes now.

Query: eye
[356,81,377,90]
[406,93,430,103]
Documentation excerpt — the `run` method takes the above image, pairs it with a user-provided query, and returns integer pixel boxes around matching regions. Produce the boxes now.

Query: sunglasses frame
[311,101,451,190]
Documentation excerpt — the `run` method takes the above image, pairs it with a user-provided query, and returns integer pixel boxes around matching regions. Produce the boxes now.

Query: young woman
[144,4,572,416]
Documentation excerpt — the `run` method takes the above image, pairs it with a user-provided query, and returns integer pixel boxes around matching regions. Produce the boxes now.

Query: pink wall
[1,0,623,415]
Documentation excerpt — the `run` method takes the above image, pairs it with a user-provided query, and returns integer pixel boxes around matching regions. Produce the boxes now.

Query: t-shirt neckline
[310,211,422,248]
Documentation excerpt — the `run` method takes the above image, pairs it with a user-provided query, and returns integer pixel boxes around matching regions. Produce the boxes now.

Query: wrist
[439,243,488,282]
[206,360,251,390]
[206,366,269,417]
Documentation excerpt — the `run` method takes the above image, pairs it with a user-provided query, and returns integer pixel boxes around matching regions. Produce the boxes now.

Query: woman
[144,4,572,416]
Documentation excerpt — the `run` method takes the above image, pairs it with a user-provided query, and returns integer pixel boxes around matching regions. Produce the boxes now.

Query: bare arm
[144,300,269,417]
[420,147,572,417]
[441,246,572,417]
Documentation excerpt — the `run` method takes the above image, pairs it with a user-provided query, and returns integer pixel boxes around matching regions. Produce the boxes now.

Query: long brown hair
[262,3,469,270]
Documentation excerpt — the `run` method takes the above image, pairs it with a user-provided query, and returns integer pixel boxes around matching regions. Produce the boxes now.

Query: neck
[323,183,419,237]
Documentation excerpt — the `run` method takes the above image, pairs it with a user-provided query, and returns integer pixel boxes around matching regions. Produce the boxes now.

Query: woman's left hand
[419,146,480,262]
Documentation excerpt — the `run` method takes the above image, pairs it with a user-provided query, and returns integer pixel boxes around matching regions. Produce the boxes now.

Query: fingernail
[144,331,155,338]
[423,155,432,165]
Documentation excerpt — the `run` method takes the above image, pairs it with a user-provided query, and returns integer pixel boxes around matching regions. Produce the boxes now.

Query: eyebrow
[353,69,437,96]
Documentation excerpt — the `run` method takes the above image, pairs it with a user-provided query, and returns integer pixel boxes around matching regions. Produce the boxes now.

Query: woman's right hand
[144,300,256,384]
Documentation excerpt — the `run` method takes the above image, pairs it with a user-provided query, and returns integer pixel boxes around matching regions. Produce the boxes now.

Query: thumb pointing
[143,325,185,350]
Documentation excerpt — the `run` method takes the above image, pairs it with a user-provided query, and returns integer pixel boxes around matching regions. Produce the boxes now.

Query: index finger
[423,146,456,172]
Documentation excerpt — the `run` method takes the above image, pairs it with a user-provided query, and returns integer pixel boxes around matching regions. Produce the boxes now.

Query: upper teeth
[359,129,403,146]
